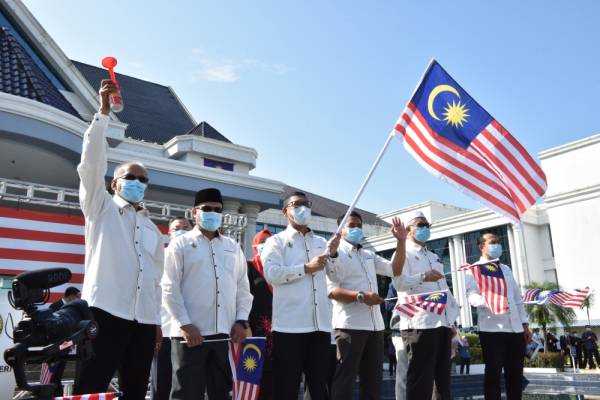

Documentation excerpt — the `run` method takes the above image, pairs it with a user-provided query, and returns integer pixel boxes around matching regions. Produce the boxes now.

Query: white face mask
[289,206,311,226]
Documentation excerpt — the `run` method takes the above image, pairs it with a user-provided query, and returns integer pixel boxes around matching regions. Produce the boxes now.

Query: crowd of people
[64,80,593,400]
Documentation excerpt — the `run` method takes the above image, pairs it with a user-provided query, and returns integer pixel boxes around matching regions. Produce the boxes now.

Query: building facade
[366,133,600,328]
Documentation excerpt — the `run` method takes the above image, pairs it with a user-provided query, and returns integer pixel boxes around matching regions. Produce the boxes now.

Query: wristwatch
[420,272,426,283]
[356,291,365,304]
[235,320,249,329]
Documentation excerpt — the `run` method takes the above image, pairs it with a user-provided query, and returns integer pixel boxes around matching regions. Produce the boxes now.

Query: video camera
[3,268,98,399]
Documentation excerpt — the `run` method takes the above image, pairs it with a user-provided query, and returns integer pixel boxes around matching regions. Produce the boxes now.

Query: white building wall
[539,134,600,325]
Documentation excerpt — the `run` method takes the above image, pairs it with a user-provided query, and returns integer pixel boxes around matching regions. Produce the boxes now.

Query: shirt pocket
[141,226,159,257]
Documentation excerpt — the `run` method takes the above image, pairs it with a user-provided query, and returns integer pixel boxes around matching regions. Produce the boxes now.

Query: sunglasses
[199,205,223,213]
[286,200,312,208]
[413,222,430,228]
[116,173,149,184]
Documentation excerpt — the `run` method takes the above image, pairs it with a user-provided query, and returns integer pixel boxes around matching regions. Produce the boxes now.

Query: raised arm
[77,80,118,217]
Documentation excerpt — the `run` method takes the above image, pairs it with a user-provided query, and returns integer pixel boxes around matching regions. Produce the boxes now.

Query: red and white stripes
[394,103,546,223]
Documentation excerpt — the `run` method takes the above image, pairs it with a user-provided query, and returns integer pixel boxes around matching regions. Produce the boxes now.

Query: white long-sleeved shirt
[263,226,337,333]
[393,240,458,330]
[78,113,164,324]
[327,240,394,331]
[466,258,528,333]
[161,228,253,337]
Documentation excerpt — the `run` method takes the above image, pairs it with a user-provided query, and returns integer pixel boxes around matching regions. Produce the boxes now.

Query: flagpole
[333,58,438,235]
[335,132,395,234]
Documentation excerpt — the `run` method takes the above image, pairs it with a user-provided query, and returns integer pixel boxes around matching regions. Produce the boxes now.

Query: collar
[112,195,149,215]
[477,256,500,265]
[341,239,362,251]
[191,225,221,241]
[282,224,313,239]
[406,239,426,252]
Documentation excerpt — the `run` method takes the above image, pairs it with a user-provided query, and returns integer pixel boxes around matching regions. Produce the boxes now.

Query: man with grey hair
[74,80,164,399]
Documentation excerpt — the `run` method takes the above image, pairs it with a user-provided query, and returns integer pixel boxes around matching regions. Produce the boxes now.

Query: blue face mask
[119,179,146,203]
[172,229,188,238]
[488,243,503,259]
[199,211,222,231]
[290,206,311,226]
[345,227,364,245]
[414,227,431,242]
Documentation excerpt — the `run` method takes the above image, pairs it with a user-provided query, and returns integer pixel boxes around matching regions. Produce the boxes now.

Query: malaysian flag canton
[229,337,267,400]
[523,288,541,303]
[461,260,508,315]
[394,60,547,223]
[394,290,449,319]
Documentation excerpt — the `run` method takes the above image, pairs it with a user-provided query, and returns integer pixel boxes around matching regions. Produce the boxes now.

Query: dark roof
[283,185,389,227]
[186,121,231,143]
[0,27,80,118]
[72,60,198,144]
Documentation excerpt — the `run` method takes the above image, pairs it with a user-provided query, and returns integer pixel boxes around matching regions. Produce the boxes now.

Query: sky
[22,1,600,215]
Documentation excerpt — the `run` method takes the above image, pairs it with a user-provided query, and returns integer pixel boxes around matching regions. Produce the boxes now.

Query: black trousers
[151,338,172,400]
[460,358,471,374]
[401,327,452,400]
[331,329,384,400]
[584,347,600,369]
[75,307,156,399]
[170,335,231,400]
[479,332,525,400]
[272,331,331,400]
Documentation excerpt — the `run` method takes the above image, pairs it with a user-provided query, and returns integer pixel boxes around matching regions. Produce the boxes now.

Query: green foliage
[580,290,595,325]
[524,351,566,370]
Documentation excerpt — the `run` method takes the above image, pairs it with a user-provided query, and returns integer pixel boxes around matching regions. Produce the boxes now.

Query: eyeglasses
[116,173,149,184]
[199,205,223,213]
[413,222,430,228]
[286,200,312,208]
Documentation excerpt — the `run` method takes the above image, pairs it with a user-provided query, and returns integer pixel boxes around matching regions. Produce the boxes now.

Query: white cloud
[190,48,290,83]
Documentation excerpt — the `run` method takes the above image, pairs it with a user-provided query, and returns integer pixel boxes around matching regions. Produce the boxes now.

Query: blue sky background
[23,1,600,215]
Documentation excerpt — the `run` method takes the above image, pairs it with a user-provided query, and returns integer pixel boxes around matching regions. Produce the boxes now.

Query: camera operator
[74,80,164,398]
[49,287,81,312]
[38,286,81,394]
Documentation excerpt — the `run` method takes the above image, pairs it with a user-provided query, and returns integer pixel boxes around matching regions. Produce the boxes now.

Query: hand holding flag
[460,260,508,315]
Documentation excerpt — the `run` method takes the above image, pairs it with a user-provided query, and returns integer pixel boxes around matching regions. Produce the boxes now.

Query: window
[256,224,286,234]
[204,158,234,172]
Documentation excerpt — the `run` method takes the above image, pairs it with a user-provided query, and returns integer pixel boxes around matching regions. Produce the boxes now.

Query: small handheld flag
[229,337,267,400]
[460,260,508,314]
[54,393,121,400]
[394,60,547,223]
[523,287,590,308]
[393,290,449,319]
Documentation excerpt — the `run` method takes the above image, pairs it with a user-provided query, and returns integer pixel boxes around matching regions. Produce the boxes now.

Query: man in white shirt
[394,211,458,400]
[162,188,253,400]
[466,232,531,400]
[151,217,192,400]
[75,80,165,399]
[262,191,340,400]
[327,211,406,400]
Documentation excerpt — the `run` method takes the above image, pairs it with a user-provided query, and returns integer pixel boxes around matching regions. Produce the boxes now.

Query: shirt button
[136,226,140,229]
[217,304,220,307]
[135,241,139,244]
[137,286,140,289]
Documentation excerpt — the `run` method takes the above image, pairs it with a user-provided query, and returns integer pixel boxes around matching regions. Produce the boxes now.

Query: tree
[580,290,595,326]
[524,281,576,352]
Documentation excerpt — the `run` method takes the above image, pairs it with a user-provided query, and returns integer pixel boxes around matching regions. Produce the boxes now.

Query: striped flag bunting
[0,206,168,303]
